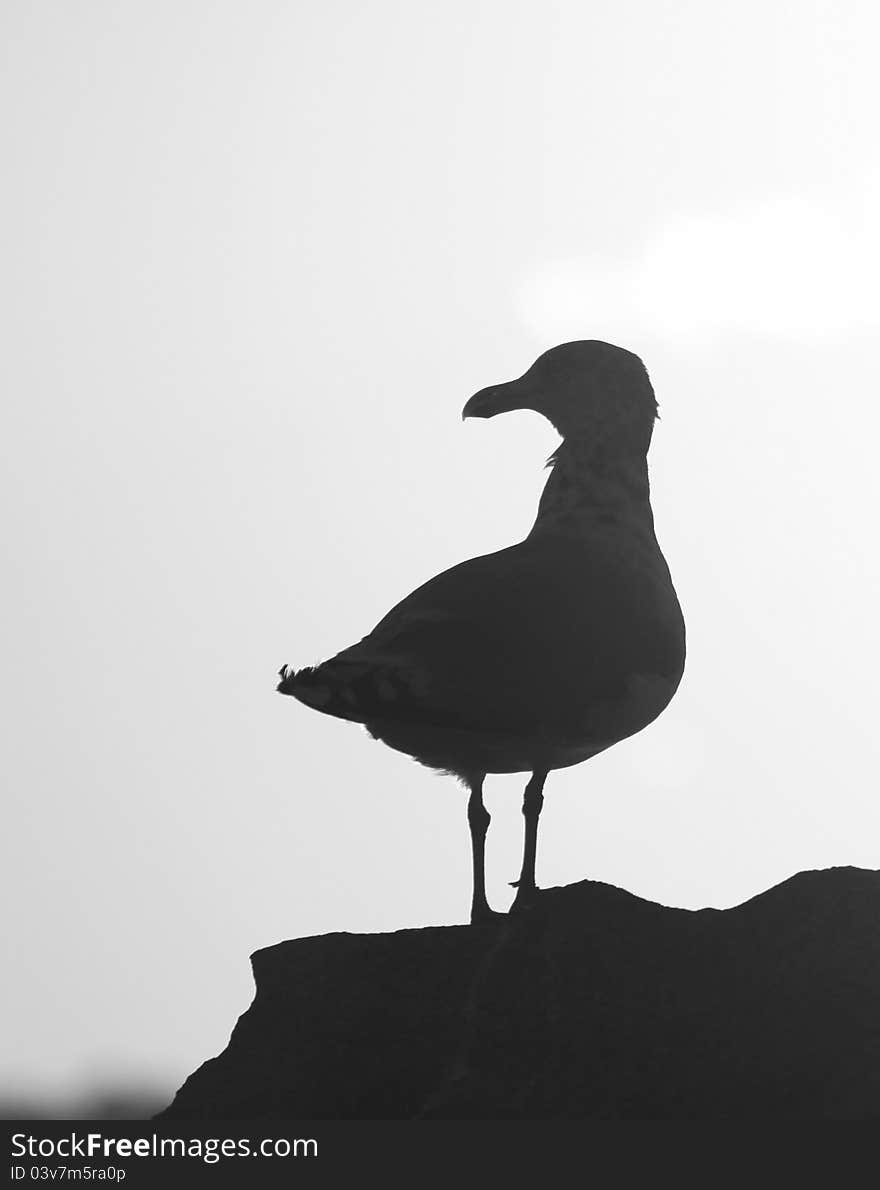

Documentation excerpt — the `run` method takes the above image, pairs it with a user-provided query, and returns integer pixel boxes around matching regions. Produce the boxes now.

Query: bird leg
[510,769,547,913]
[467,775,498,924]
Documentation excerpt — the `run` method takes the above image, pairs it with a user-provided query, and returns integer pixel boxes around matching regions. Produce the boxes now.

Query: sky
[3,0,880,1110]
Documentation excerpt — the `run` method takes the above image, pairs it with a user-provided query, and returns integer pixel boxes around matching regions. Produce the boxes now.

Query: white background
[3,0,879,1109]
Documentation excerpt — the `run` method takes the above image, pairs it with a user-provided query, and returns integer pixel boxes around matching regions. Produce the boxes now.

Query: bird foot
[470,903,506,926]
[509,882,541,915]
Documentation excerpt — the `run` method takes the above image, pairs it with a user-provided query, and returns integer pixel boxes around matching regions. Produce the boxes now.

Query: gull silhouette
[279,341,686,923]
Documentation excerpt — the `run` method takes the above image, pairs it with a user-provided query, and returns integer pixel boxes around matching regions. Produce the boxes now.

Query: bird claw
[509,884,540,915]
[470,904,506,926]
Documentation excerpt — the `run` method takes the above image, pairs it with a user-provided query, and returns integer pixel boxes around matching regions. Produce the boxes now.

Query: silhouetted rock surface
[159,868,880,1119]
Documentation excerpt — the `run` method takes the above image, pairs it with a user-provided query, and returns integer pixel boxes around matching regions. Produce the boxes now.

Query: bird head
[462,341,658,453]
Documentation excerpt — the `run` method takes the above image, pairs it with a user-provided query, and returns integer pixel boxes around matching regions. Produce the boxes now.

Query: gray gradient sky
[3,1,880,1105]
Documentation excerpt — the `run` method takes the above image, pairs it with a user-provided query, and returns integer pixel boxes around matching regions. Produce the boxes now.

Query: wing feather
[280,535,684,740]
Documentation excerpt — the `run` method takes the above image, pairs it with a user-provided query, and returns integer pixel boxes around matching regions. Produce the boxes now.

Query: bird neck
[528,437,654,538]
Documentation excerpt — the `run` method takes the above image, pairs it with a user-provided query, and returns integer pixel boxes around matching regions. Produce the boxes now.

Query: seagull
[278,341,685,924]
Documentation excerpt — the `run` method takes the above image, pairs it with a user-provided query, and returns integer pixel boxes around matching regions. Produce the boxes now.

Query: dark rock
[158,868,880,1119]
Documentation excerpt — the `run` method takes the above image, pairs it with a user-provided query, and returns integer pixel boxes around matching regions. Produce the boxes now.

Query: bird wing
[282,534,684,741]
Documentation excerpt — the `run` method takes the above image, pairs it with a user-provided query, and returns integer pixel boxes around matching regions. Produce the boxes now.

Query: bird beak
[462,375,536,420]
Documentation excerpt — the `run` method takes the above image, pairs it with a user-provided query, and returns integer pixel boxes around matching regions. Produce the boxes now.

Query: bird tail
[277,662,333,704]
[276,663,305,696]
[276,661,376,723]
